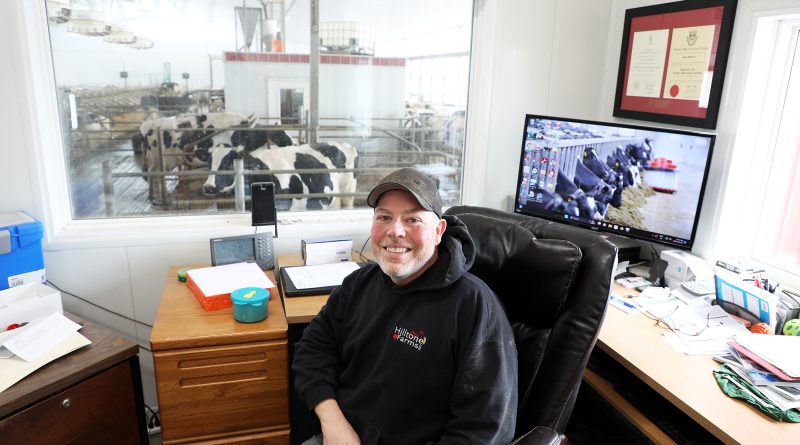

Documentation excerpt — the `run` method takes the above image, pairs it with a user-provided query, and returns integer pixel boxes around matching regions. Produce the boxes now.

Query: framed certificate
[613,0,737,129]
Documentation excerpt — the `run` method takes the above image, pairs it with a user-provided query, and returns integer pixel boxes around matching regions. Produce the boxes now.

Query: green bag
[713,364,800,422]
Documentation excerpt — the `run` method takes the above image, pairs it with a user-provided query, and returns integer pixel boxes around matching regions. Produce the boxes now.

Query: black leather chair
[443,206,618,445]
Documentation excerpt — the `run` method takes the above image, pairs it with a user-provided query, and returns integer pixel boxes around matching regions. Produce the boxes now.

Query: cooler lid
[0,211,35,228]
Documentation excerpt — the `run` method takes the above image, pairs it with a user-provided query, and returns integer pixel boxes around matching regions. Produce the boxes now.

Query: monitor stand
[600,233,643,263]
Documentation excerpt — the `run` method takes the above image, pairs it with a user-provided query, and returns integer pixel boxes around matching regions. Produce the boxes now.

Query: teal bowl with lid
[230,287,270,323]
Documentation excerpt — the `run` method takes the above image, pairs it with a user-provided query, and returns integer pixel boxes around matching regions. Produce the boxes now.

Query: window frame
[716,12,800,289]
[12,0,489,249]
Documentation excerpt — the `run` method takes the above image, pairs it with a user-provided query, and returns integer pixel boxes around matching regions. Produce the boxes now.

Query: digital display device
[514,114,715,249]
[210,233,274,270]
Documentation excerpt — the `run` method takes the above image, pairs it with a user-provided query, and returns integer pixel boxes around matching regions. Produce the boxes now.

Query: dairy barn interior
[51,0,470,218]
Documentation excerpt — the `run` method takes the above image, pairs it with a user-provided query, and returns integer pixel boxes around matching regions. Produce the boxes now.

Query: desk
[584,284,799,444]
[0,313,146,444]
[150,265,290,444]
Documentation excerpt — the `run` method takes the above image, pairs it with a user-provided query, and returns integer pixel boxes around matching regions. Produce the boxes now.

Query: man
[293,168,518,445]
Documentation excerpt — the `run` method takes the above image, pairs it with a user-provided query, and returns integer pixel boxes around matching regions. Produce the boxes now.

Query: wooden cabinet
[0,314,146,444]
[151,265,290,444]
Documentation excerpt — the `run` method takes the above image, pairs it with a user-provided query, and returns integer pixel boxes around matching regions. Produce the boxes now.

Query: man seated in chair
[293,168,518,445]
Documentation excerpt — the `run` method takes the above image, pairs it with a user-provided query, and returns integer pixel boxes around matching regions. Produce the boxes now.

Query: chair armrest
[509,426,560,445]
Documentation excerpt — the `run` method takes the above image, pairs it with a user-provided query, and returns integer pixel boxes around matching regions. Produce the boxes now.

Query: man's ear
[435,218,447,244]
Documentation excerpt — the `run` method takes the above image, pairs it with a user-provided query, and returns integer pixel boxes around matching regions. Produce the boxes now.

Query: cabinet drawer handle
[62,398,71,409]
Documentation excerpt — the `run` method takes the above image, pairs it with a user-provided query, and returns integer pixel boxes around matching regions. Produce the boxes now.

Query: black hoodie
[293,215,518,445]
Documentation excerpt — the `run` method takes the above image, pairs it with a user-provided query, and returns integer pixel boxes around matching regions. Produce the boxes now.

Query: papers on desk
[284,261,360,290]
[660,305,749,355]
[0,313,91,393]
[735,333,800,378]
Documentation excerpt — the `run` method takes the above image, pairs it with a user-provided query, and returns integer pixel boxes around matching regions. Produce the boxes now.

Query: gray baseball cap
[367,168,443,217]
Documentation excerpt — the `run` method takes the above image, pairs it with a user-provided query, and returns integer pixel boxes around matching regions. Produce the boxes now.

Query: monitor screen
[212,238,256,265]
[514,114,715,249]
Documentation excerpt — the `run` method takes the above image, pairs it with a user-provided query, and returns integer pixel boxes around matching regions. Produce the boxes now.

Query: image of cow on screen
[515,117,713,247]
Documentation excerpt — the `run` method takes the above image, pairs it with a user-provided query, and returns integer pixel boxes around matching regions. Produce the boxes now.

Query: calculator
[680,280,716,296]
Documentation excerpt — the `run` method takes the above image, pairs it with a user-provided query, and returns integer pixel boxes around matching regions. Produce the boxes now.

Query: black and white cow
[203,142,357,211]
[583,147,625,208]
[555,171,596,219]
[573,160,616,218]
[607,146,641,188]
[139,112,249,173]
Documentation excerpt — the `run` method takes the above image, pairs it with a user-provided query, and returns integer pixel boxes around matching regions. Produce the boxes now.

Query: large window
[721,14,800,287]
[45,0,472,219]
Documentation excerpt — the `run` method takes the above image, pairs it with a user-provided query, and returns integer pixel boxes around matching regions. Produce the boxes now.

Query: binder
[279,262,363,297]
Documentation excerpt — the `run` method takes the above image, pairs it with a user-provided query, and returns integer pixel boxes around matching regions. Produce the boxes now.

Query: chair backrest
[444,206,617,437]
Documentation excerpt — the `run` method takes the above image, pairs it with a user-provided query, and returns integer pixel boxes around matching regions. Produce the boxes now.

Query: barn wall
[224,55,406,124]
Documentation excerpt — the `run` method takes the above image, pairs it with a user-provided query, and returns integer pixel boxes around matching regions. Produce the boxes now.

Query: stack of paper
[0,313,91,393]
[716,333,800,411]
[186,262,274,311]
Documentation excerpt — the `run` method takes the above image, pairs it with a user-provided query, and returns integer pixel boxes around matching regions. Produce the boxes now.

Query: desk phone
[210,233,274,270]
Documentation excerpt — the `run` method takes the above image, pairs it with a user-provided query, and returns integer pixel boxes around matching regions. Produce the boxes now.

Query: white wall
[3,0,785,411]
[224,58,406,121]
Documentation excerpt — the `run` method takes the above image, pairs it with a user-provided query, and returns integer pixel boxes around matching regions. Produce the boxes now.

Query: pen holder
[231,287,270,323]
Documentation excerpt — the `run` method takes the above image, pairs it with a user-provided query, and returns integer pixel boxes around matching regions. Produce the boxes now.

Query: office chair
[443,206,618,445]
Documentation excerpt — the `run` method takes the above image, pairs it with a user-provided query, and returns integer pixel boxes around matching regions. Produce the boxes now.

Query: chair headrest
[457,213,582,326]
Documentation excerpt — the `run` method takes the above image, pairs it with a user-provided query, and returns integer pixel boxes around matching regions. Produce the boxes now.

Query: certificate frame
[613,0,737,129]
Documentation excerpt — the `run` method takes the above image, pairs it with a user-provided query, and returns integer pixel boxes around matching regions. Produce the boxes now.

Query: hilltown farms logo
[392,325,427,351]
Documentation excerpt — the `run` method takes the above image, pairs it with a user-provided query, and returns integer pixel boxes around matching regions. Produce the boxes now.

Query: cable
[46,280,153,329]
[357,236,373,262]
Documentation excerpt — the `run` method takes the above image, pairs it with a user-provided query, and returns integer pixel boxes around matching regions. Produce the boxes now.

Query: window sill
[45,209,375,251]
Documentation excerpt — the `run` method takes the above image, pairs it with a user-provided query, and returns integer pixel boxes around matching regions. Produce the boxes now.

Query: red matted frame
[613,0,737,129]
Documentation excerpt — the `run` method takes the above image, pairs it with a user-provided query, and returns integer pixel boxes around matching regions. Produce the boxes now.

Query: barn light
[129,38,154,50]
[104,26,137,44]
[46,0,71,24]
[66,10,111,36]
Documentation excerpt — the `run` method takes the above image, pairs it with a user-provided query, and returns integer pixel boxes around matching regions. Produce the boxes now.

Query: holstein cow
[555,171,596,219]
[203,142,357,211]
[573,161,616,218]
[583,147,625,208]
[138,112,254,201]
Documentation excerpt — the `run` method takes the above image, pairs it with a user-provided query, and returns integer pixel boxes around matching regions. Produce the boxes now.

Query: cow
[138,112,250,200]
[625,139,653,168]
[573,160,616,218]
[607,146,641,188]
[583,147,624,208]
[555,171,596,219]
[203,142,358,211]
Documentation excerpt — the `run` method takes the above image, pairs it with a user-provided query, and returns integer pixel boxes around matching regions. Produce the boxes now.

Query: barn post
[309,0,319,144]
[155,125,167,205]
[234,157,245,212]
[102,160,115,217]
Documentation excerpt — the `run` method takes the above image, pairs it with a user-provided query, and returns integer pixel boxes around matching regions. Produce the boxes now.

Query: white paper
[187,262,274,297]
[660,305,749,355]
[735,333,800,378]
[285,261,360,289]
[2,313,81,362]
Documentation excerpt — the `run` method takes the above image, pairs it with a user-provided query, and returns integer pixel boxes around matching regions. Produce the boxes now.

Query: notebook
[280,261,362,297]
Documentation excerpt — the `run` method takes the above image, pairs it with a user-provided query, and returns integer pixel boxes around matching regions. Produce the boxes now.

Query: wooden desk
[0,313,146,444]
[585,284,799,444]
[150,265,290,444]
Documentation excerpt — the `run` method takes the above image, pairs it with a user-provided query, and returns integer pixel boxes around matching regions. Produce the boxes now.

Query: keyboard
[680,280,716,296]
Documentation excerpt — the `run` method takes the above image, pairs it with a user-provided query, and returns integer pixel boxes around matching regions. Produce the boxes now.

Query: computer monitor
[514,114,715,249]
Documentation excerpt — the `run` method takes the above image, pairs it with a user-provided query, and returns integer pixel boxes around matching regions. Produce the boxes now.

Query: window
[721,15,800,287]
[44,0,473,219]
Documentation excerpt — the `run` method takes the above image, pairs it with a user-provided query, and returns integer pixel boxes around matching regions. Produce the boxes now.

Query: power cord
[144,403,161,435]
[45,280,154,352]
[357,236,373,263]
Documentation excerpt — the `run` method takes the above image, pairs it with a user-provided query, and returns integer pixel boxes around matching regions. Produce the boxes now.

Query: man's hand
[314,399,361,445]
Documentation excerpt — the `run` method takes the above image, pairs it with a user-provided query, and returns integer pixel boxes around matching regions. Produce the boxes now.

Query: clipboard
[279,262,365,297]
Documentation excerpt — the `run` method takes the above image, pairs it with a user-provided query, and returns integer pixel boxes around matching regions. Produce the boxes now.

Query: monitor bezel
[513,113,716,250]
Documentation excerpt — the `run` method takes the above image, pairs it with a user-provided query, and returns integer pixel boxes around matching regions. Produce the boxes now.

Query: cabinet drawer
[0,361,142,444]
[155,340,289,443]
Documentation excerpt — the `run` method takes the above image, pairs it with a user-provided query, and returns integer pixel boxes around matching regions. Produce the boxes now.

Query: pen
[610,295,636,310]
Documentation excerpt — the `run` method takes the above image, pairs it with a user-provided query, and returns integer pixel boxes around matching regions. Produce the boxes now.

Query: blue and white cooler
[0,211,46,291]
